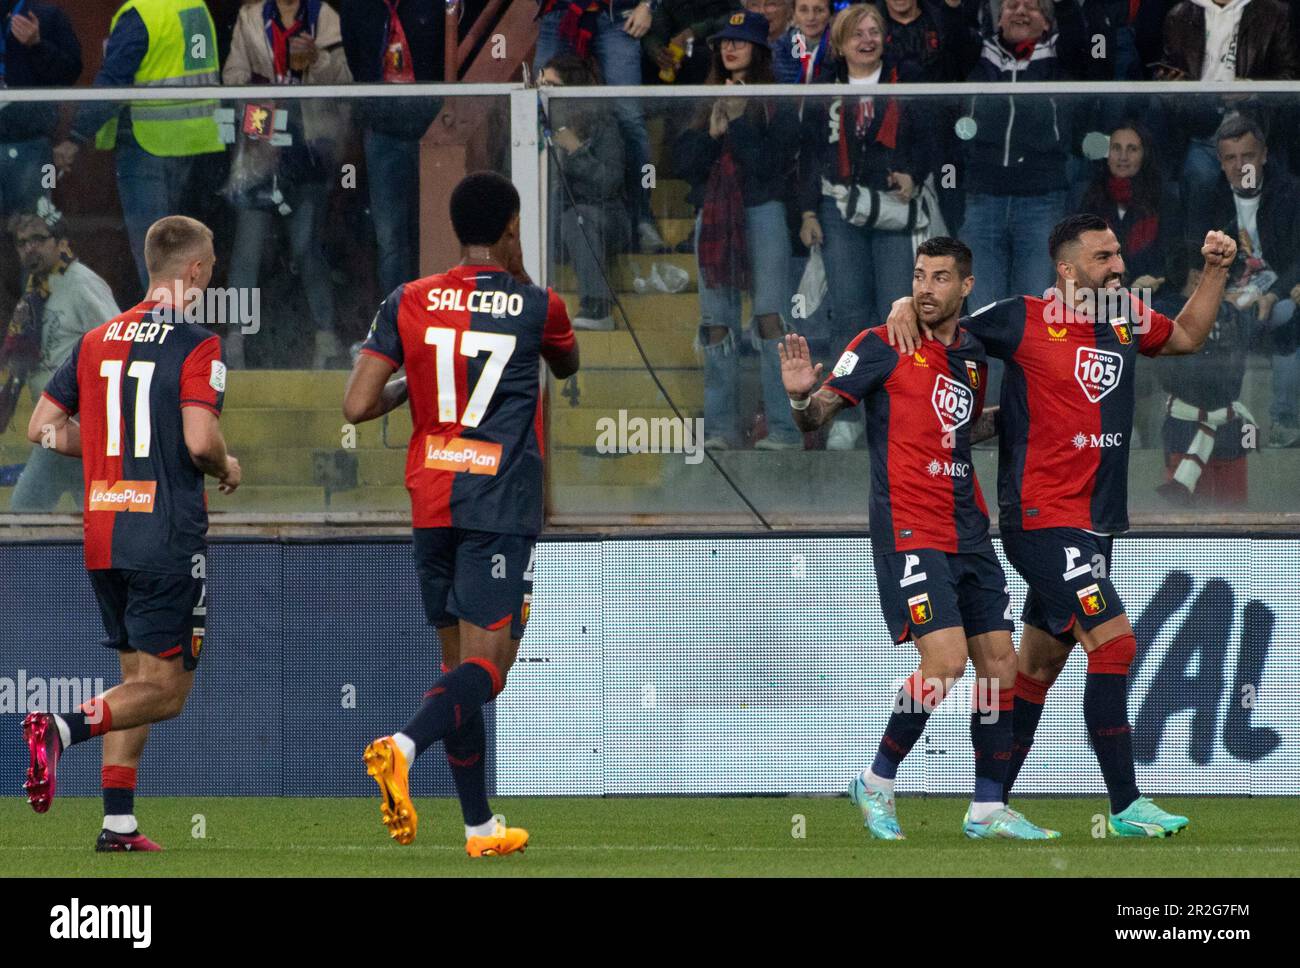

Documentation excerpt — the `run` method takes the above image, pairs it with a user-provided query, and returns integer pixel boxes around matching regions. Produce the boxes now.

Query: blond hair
[830,3,887,60]
[144,215,213,277]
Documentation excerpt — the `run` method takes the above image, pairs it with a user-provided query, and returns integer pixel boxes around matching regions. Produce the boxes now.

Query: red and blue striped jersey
[824,325,990,554]
[964,292,1173,534]
[41,301,225,574]
[361,265,576,536]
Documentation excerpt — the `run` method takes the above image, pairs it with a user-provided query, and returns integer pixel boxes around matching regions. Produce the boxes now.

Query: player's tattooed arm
[970,406,999,444]
[778,334,848,431]
[1162,230,1238,355]
[343,354,406,423]
[791,388,849,433]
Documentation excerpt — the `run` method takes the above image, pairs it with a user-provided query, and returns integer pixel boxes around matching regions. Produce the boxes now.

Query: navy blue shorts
[872,542,1012,643]
[412,528,534,640]
[89,569,206,671]
[1000,527,1120,643]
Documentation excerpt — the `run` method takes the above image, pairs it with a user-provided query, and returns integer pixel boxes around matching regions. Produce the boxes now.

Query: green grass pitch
[2,796,1294,877]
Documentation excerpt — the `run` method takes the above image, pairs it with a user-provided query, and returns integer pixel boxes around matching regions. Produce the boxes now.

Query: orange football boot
[466,822,529,858]
[363,737,417,845]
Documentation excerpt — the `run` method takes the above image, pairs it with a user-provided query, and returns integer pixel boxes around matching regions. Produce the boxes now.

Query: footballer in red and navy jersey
[888,216,1238,834]
[781,237,1057,841]
[347,173,579,857]
[21,216,241,852]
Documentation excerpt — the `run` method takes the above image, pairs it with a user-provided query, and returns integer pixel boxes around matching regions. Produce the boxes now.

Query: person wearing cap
[673,10,804,451]
[3,205,119,511]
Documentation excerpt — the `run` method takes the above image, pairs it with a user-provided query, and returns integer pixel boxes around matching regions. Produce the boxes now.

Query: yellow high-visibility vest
[94,0,223,156]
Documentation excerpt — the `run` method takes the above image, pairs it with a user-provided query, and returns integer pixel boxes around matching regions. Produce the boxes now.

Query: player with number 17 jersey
[348,172,579,859]
[360,265,574,538]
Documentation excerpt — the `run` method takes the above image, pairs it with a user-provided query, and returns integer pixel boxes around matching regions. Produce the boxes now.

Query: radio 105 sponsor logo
[1075,347,1123,403]
[931,375,973,433]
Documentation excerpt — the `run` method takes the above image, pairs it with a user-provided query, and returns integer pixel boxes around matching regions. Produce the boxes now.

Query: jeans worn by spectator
[1270,298,1299,426]
[0,139,52,219]
[10,444,81,512]
[561,203,630,316]
[227,185,336,358]
[818,195,915,423]
[364,129,420,298]
[115,129,196,293]
[694,203,801,448]
[961,189,1067,400]
[535,10,652,234]
[1181,136,1221,241]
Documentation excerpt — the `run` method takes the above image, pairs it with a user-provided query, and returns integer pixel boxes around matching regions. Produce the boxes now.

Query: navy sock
[869,674,935,780]
[1004,673,1049,799]
[101,765,136,820]
[444,710,492,827]
[1084,669,1141,814]
[971,699,1014,803]
[64,698,112,747]
[402,661,498,759]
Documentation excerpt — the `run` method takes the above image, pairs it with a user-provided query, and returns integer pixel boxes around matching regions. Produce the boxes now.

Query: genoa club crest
[1110,317,1132,345]
[1077,584,1106,616]
[908,593,933,626]
[965,359,980,389]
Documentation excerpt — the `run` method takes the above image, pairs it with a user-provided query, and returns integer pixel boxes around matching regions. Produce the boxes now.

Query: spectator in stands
[540,55,629,331]
[340,0,443,299]
[646,0,743,85]
[878,0,970,81]
[1200,113,1300,447]
[224,0,352,370]
[1078,121,1181,298]
[534,1,667,255]
[1160,0,1296,245]
[1161,0,1296,80]
[1155,245,1254,507]
[798,3,934,451]
[745,0,794,42]
[955,0,1089,333]
[0,2,81,223]
[673,10,803,450]
[53,0,224,294]
[773,0,834,82]
[3,207,119,511]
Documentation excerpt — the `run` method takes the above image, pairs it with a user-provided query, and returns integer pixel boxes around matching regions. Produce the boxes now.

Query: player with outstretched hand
[885,216,1237,837]
[344,171,579,858]
[22,215,240,852]
[780,236,1058,840]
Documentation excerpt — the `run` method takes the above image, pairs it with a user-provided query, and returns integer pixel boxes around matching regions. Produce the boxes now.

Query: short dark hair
[541,53,603,86]
[1049,213,1110,262]
[1214,111,1266,147]
[449,171,520,247]
[915,236,972,278]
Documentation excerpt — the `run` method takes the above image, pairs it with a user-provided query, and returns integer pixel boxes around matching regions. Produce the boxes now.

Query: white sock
[103,814,138,835]
[52,714,71,750]
[968,801,1004,822]
[392,732,416,765]
[465,818,497,840]
[862,769,894,795]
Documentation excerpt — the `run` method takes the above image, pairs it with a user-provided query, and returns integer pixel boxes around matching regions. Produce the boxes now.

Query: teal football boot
[849,775,905,840]
[1108,797,1189,838]
[963,805,1062,840]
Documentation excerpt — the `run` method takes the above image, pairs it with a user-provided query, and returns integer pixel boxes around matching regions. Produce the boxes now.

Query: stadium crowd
[1,0,1299,506]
